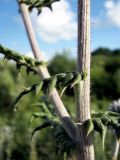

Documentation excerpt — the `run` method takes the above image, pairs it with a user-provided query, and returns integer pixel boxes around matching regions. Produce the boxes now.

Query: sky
[0,0,120,59]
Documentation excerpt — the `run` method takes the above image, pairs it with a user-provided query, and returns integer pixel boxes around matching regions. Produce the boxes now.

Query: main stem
[75,0,95,159]
[19,2,76,140]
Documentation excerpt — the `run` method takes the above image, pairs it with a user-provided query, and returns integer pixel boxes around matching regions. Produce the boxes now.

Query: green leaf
[56,73,66,83]
[60,72,73,97]
[48,76,57,94]
[29,112,47,125]
[29,115,34,125]
[70,73,81,88]
[92,112,105,118]
[42,78,50,94]
[3,56,7,64]
[82,70,87,80]
[85,119,94,136]
[60,86,67,97]
[35,81,43,96]
[101,116,111,126]
[0,44,46,76]
[31,122,52,139]
[11,88,31,111]
[106,111,120,118]
[32,102,52,115]
[11,84,39,111]
[101,125,107,150]
[110,117,120,128]
[26,67,31,75]
[93,118,107,150]
[16,63,22,73]
[64,72,74,85]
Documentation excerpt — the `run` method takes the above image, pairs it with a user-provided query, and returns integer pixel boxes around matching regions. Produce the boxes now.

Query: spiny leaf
[48,76,57,95]
[53,125,76,156]
[110,117,120,128]
[63,72,74,85]
[101,125,107,150]
[11,84,38,111]
[29,112,49,125]
[42,78,50,94]
[34,60,47,67]
[11,88,32,111]
[16,63,22,76]
[26,67,31,76]
[11,71,84,111]
[34,81,43,96]
[30,100,59,125]
[3,56,7,64]
[56,73,66,83]
[31,122,52,139]
[70,73,81,88]
[60,86,67,97]
[16,63,21,71]
[29,115,34,125]
[93,118,107,150]
[36,97,58,117]
[93,118,103,132]
[32,102,52,115]
[81,70,87,80]
[60,72,73,96]
[84,119,94,136]
[92,112,105,118]
[0,44,47,75]
[20,0,60,14]
[101,116,111,126]
[106,111,120,118]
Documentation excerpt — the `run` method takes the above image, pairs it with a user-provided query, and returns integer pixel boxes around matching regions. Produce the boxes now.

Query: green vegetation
[0,48,120,159]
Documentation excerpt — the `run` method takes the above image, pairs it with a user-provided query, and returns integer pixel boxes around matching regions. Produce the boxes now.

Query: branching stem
[18,1,76,141]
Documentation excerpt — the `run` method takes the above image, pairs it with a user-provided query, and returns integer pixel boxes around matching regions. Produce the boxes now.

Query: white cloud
[104,0,120,27]
[104,0,114,9]
[31,0,77,43]
[92,0,120,28]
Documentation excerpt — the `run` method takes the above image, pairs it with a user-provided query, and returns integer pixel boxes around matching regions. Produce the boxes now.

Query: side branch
[0,44,46,74]
[18,2,76,140]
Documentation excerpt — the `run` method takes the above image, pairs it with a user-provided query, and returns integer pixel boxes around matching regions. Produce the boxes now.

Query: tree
[0,0,120,160]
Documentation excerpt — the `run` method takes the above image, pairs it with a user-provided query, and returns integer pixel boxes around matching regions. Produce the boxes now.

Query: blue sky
[0,0,120,59]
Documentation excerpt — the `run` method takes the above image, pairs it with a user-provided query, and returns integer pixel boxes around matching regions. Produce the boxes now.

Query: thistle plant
[0,0,120,160]
[1,43,120,158]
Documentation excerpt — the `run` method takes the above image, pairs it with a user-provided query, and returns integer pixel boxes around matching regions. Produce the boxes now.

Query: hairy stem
[18,1,76,140]
[74,0,95,159]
